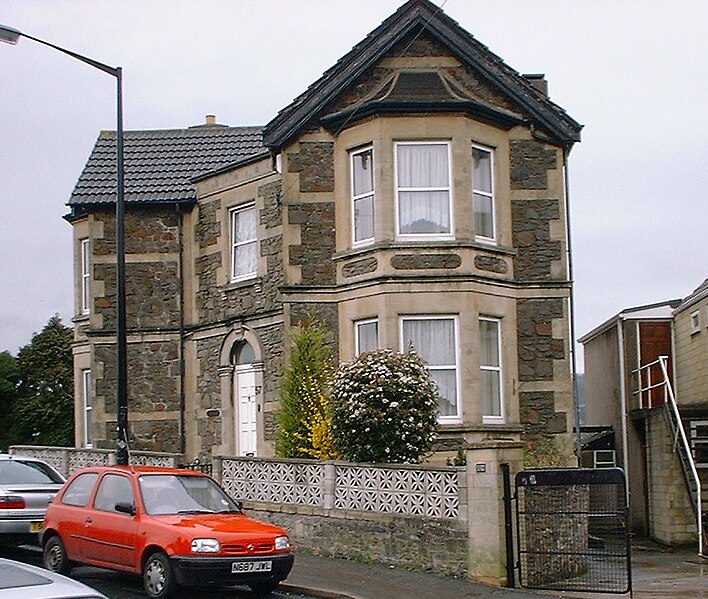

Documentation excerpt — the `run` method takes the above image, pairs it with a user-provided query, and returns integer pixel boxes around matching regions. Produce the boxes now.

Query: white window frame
[394,141,454,240]
[479,316,504,423]
[472,144,496,243]
[690,310,701,334]
[399,315,460,422]
[80,238,90,315]
[350,146,375,246]
[229,203,257,282]
[82,369,92,448]
[355,318,379,355]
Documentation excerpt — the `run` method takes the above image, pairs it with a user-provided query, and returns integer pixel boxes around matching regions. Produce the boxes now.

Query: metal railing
[633,356,703,556]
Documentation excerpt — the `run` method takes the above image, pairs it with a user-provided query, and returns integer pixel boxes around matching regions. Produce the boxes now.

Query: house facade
[67,0,581,465]
[580,278,708,546]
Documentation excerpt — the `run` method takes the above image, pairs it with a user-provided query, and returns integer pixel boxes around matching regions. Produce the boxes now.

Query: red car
[41,465,294,598]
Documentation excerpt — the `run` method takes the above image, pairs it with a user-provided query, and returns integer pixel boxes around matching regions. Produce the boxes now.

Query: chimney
[205,114,217,126]
[522,74,548,97]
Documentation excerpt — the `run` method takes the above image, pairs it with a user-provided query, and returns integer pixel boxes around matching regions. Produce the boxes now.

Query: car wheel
[43,535,72,575]
[248,580,280,596]
[143,551,174,599]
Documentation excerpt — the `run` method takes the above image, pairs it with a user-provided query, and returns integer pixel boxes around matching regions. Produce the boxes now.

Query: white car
[0,454,66,546]
[0,557,107,598]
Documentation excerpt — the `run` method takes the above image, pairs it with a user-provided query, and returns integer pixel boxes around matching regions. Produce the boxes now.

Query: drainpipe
[177,204,186,457]
[616,318,630,501]
[562,147,582,462]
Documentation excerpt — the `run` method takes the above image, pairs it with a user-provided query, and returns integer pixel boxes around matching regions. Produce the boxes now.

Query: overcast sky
[1,0,706,369]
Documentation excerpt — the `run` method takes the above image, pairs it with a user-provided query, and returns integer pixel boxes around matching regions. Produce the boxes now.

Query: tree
[276,319,337,459]
[12,316,74,446]
[330,349,439,464]
[0,351,21,450]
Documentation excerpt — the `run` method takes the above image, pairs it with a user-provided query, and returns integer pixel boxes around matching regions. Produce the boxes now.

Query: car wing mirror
[115,501,136,516]
[236,500,244,512]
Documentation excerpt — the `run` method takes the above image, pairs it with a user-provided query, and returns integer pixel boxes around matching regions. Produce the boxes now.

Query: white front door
[235,366,257,456]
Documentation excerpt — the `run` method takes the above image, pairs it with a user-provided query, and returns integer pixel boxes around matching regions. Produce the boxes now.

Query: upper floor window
[351,147,374,245]
[80,238,90,314]
[395,142,452,238]
[400,315,458,420]
[479,317,503,422]
[230,204,257,282]
[82,369,92,448]
[355,319,378,355]
[473,145,495,242]
[691,310,701,334]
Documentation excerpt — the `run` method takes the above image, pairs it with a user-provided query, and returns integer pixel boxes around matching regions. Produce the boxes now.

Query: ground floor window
[479,317,503,422]
[400,316,458,419]
[355,319,379,354]
[82,369,92,448]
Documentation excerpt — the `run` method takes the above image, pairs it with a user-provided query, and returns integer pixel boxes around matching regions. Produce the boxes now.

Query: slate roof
[68,126,266,207]
[674,278,708,315]
[263,0,582,150]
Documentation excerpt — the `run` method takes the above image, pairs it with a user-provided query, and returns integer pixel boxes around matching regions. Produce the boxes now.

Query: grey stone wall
[258,322,286,442]
[512,198,562,281]
[342,256,378,278]
[287,142,334,193]
[288,203,336,286]
[517,298,567,436]
[247,507,468,577]
[93,339,181,453]
[510,140,558,190]
[289,302,339,362]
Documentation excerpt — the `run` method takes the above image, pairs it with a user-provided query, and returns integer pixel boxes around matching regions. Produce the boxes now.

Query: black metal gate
[514,468,631,594]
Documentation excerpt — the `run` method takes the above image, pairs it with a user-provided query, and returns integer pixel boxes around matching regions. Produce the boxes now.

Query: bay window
[230,203,257,282]
[479,317,503,421]
[82,369,92,448]
[351,147,374,244]
[395,142,452,237]
[473,145,495,242]
[401,316,458,419]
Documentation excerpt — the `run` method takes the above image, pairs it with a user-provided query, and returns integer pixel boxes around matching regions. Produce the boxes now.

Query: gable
[263,0,581,150]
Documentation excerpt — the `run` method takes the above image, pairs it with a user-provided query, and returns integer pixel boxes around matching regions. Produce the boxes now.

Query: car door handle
[85,517,92,524]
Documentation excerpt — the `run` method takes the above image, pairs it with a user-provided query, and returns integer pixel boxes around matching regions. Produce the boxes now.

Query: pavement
[281,543,708,599]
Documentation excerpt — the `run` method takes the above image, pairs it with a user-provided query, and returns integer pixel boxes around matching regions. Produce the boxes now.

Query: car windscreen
[138,474,241,515]
[0,460,64,484]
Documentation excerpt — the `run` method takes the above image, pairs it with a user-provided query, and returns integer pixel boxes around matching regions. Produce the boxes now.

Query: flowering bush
[330,349,439,463]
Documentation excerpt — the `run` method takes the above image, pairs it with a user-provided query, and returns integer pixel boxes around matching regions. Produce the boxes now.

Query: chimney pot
[205,114,216,126]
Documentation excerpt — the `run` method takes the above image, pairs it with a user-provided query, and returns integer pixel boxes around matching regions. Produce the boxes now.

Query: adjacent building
[67,0,582,464]
[580,278,708,546]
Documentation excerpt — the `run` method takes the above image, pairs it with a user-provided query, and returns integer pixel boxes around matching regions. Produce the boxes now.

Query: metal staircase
[634,355,704,556]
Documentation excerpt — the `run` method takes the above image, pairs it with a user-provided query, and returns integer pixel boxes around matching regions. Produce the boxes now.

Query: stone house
[580,277,708,547]
[67,0,582,464]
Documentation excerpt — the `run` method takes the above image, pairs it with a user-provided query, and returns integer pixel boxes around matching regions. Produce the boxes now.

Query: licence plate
[29,521,43,533]
[231,560,272,573]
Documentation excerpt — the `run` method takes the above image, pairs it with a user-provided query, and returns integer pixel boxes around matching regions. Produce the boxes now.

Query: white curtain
[356,321,378,354]
[402,318,457,416]
[397,144,450,234]
[479,319,501,417]
[354,195,374,241]
[232,207,256,278]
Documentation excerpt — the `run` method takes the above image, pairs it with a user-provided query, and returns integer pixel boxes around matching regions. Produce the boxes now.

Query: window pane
[234,207,256,243]
[481,370,501,416]
[352,150,373,196]
[474,193,494,239]
[431,369,457,416]
[356,321,378,354]
[399,191,450,234]
[354,195,374,241]
[397,144,449,187]
[473,147,492,193]
[233,241,257,278]
[402,319,456,366]
[479,319,500,367]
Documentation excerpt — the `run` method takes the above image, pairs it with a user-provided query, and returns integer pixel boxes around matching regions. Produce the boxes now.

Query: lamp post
[1,25,129,465]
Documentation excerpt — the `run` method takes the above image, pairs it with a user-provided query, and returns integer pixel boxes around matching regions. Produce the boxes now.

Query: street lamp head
[0,24,21,45]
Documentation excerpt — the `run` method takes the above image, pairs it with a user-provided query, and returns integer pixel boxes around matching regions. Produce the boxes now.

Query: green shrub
[330,349,438,463]
[276,320,337,459]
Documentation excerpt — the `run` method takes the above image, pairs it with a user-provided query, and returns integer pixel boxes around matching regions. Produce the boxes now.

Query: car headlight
[275,535,290,551]
[191,538,220,553]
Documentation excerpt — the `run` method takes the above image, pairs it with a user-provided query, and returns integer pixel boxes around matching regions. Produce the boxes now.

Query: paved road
[0,544,312,599]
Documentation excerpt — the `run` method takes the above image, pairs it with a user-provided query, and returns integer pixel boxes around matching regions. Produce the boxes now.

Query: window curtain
[402,318,457,416]
[397,144,450,234]
[232,207,256,278]
[356,321,378,354]
[479,319,501,417]
[473,147,493,239]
